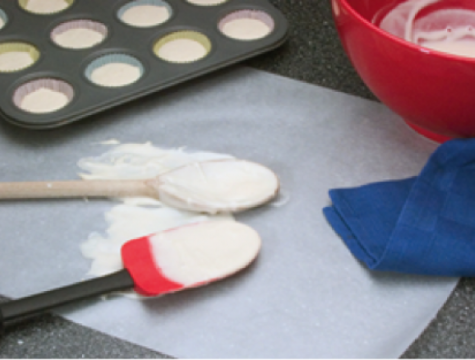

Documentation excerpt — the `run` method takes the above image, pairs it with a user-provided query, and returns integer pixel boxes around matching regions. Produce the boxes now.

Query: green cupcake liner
[0,42,40,73]
[153,31,212,63]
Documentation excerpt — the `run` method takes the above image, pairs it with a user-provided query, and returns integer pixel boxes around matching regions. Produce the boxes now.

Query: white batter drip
[157,38,208,63]
[20,88,69,114]
[79,144,235,278]
[0,52,35,72]
[90,63,141,87]
[82,205,232,277]
[121,5,170,27]
[150,220,261,286]
[379,0,475,59]
[24,0,71,14]
[155,159,279,214]
[221,18,272,40]
[78,143,233,181]
[54,28,105,49]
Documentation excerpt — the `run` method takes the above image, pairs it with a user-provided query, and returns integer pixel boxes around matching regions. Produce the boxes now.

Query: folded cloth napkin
[324,138,475,277]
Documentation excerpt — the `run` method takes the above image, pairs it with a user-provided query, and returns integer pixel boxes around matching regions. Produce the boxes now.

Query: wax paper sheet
[0,67,457,358]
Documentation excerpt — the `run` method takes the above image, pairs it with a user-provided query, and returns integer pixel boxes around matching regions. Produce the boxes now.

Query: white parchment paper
[0,67,457,358]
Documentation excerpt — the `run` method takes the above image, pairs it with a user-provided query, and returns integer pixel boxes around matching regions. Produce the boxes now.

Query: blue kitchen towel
[323,138,475,276]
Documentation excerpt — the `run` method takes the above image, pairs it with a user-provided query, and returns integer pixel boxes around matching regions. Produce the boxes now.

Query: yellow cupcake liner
[0,42,40,73]
[153,31,212,63]
[19,0,74,15]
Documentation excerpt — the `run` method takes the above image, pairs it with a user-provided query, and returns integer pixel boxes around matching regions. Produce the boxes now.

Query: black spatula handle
[0,269,134,330]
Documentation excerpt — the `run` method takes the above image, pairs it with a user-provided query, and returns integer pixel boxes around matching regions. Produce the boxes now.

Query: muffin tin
[0,0,288,129]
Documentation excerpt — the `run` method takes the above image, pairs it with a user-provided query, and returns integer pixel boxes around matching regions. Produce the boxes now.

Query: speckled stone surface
[1,0,474,358]
[0,297,171,358]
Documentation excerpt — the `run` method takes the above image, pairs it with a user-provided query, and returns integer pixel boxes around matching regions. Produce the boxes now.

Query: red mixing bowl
[332,0,475,142]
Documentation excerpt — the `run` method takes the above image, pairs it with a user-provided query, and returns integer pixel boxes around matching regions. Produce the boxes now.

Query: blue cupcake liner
[0,9,8,30]
[118,0,172,27]
[85,54,144,87]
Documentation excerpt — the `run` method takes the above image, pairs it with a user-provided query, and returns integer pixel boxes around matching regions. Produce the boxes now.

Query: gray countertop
[1,0,474,358]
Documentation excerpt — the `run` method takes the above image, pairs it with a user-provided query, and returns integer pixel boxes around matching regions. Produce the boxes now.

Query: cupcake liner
[0,42,40,73]
[187,0,228,6]
[118,0,172,28]
[153,31,211,63]
[218,10,275,41]
[0,9,8,31]
[19,0,74,15]
[85,54,144,88]
[51,20,108,49]
[13,78,74,114]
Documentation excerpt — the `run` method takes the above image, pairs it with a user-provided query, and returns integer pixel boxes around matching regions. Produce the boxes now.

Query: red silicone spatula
[0,220,261,329]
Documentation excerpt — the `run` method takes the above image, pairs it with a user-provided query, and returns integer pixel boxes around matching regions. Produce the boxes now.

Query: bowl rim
[336,0,475,64]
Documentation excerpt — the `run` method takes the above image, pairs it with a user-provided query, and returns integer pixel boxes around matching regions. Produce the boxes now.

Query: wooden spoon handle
[0,179,158,200]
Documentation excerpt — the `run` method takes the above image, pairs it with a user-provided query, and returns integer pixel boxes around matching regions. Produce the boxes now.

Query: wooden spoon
[0,159,280,214]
